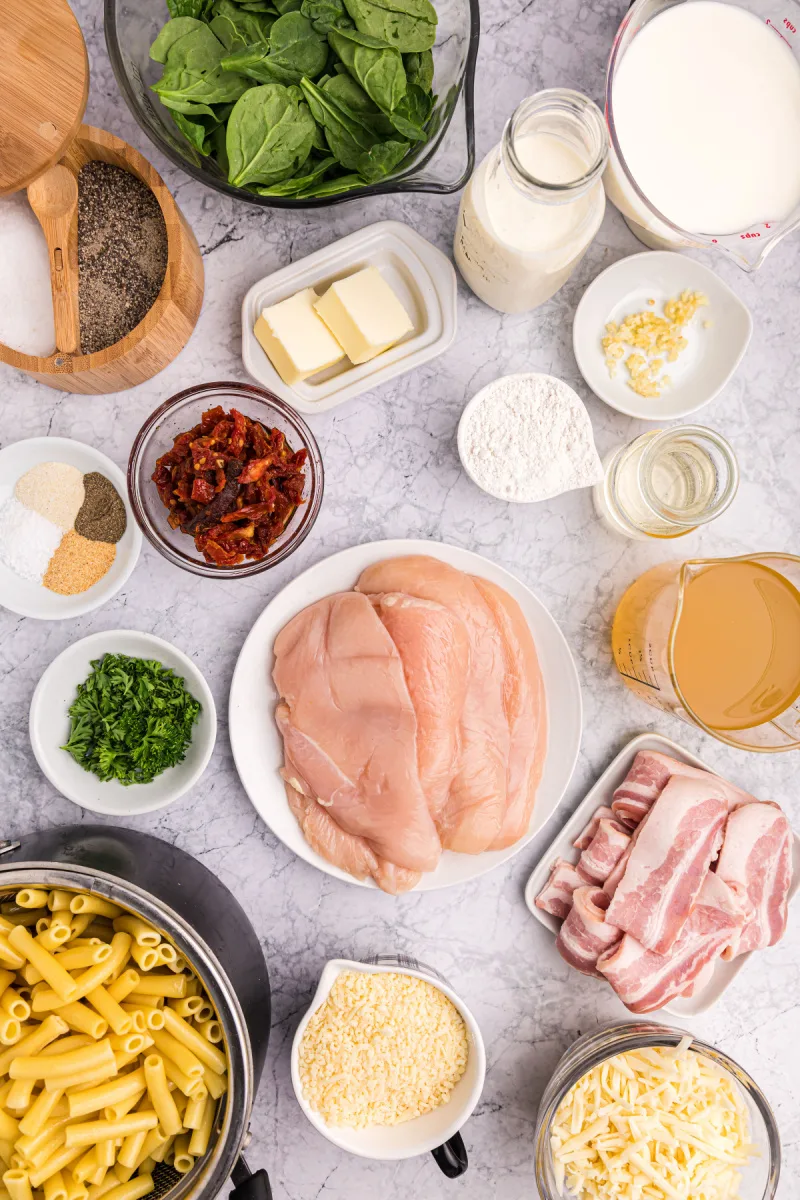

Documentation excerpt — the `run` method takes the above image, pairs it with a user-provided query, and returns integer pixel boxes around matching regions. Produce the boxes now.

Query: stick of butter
[313,267,414,365]
[254,287,346,386]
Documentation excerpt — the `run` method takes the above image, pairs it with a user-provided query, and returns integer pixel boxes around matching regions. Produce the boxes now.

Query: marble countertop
[1,0,799,1195]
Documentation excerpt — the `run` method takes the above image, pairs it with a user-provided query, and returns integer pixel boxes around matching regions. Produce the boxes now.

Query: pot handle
[230,1156,272,1200]
[430,1132,468,1178]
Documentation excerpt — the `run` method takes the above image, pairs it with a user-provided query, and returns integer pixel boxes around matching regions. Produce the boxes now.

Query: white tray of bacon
[524,733,800,1016]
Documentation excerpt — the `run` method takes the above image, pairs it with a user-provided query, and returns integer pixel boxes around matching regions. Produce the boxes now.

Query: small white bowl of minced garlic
[291,956,486,1176]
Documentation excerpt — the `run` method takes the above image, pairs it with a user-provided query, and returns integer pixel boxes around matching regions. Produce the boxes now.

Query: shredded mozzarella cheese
[551,1045,756,1200]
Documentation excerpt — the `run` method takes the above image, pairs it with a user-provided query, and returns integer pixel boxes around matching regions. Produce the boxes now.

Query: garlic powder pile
[299,971,469,1128]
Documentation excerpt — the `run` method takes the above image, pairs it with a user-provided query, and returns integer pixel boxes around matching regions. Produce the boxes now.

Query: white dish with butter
[242,221,457,413]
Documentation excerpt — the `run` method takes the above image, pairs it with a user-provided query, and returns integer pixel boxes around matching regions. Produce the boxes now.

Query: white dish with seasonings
[0,437,141,620]
[572,251,752,420]
[290,955,486,1169]
[241,221,457,414]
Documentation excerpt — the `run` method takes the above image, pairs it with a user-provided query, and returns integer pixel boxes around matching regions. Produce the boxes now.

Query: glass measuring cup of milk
[594,426,739,539]
[604,0,800,270]
[612,554,800,750]
[454,89,608,312]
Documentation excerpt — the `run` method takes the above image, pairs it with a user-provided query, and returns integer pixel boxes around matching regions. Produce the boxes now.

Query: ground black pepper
[74,472,127,543]
[77,162,168,355]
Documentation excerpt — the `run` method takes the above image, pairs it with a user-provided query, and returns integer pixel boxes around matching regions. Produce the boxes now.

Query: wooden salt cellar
[0,0,204,394]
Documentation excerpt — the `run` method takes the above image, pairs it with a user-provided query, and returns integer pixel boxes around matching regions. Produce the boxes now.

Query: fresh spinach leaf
[152,24,251,112]
[356,135,409,180]
[210,0,274,49]
[300,0,353,32]
[295,171,363,196]
[322,72,393,133]
[222,13,327,83]
[253,154,336,193]
[387,80,432,139]
[300,75,380,169]
[343,0,436,51]
[274,0,304,12]
[403,48,433,91]
[167,0,209,17]
[226,81,316,185]
[150,17,206,64]
[328,26,406,112]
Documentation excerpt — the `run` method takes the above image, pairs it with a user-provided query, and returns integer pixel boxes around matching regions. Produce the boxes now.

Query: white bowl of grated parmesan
[291,956,486,1174]
[534,1022,779,1200]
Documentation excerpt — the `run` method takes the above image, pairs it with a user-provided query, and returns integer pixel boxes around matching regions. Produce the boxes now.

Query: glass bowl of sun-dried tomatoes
[128,382,323,577]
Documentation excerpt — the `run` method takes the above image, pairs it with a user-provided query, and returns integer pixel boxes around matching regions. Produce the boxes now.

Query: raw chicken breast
[357,556,510,853]
[370,593,470,819]
[471,576,547,850]
[283,780,420,894]
[273,592,441,873]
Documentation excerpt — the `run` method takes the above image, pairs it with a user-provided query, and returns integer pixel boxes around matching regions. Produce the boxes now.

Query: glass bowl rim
[127,380,324,578]
[103,0,480,209]
[534,1021,781,1200]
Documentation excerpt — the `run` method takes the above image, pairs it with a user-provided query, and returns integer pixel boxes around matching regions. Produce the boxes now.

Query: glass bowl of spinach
[104,0,479,206]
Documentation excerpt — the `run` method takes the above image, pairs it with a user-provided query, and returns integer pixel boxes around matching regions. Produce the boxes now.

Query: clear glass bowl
[534,1022,781,1200]
[127,381,324,578]
[104,0,479,209]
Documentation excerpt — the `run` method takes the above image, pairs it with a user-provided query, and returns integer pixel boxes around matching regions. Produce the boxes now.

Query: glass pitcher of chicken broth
[453,89,608,313]
[604,0,800,269]
[612,554,800,750]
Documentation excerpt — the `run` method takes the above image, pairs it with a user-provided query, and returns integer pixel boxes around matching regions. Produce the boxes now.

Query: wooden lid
[0,0,89,195]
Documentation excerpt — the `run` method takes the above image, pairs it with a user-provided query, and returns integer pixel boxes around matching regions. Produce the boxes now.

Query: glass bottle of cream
[454,89,608,314]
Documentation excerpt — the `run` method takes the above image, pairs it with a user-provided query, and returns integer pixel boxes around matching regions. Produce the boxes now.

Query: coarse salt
[0,194,57,358]
[0,497,63,583]
[459,373,604,503]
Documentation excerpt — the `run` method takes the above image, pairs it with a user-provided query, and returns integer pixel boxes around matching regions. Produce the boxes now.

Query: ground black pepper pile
[77,162,168,355]
[74,472,127,543]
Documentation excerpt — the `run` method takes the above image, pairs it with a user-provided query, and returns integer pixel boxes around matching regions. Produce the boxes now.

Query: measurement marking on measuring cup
[616,639,661,690]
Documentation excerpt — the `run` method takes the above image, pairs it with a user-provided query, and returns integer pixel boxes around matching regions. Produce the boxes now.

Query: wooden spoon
[27,164,81,354]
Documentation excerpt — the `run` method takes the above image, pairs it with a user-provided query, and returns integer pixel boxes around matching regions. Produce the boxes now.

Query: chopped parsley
[62,653,202,786]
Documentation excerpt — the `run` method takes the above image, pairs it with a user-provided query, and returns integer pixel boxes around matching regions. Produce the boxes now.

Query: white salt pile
[0,193,57,357]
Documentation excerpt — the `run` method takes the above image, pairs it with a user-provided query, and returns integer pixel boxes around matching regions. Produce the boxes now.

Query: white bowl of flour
[457,373,604,503]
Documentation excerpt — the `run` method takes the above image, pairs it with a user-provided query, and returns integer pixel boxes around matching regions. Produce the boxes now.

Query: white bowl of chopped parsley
[29,629,216,815]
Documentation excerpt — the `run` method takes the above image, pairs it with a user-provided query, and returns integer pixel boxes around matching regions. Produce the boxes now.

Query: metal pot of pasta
[0,826,272,1200]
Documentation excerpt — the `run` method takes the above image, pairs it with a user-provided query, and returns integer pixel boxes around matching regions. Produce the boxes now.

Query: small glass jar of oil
[594,425,739,539]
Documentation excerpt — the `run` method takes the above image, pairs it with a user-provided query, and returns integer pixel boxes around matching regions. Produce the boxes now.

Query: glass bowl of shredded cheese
[534,1022,780,1200]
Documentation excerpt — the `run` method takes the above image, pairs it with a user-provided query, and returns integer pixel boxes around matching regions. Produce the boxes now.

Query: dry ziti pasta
[0,887,229,1200]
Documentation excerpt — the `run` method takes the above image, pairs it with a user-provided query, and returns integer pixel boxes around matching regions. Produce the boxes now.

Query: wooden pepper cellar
[0,0,204,394]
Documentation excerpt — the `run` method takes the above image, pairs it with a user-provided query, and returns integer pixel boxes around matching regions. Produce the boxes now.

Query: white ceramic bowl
[572,251,752,420]
[0,437,142,619]
[241,221,457,414]
[291,956,486,1168]
[30,629,216,816]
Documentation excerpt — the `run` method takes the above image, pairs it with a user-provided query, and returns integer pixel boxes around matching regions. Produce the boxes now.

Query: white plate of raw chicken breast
[229,539,581,891]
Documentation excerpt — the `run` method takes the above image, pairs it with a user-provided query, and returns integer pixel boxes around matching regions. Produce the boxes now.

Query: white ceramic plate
[524,732,800,1015]
[572,251,752,420]
[241,222,457,414]
[0,437,142,620]
[291,957,486,1161]
[229,539,582,890]
[30,630,217,816]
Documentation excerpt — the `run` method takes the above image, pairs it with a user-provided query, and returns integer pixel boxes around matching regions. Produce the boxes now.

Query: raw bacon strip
[535,859,585,920]
[611,751,673,828]
[680,958,716,999]
[611,751,755,829]
[577,819,632,884]
[603,840,633,898]
[606,776,728,954]
[573,806,616,851]
[556,887,622,977]
[597,873,744,1013]
[716,802,793,959]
